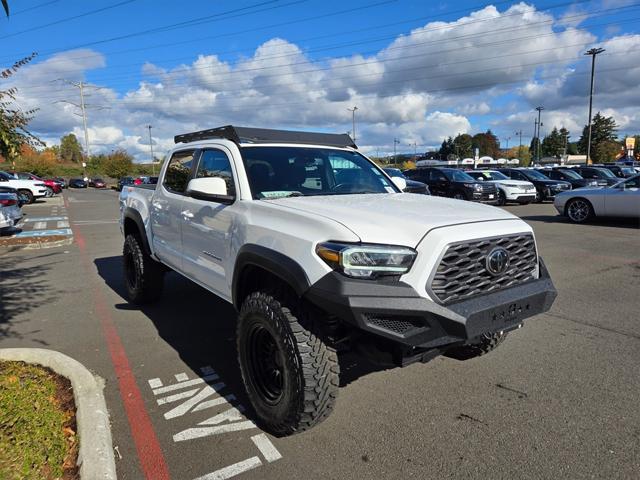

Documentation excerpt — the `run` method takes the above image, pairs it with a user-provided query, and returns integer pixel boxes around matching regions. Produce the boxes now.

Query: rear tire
[237,290,339,436]
[445,332,508,360]
[18,189,34,204]
[122,234,164,304]
[45,186,54,197]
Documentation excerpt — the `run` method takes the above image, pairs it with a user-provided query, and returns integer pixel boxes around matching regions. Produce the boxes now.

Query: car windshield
[470,170,509,181]
[621,167,635,175]
[443,169,475,182]
[593,168,616,178]
[239,146,397,199]
[383,168,405,178]
[522,169,548,180]
[558,169,582,179]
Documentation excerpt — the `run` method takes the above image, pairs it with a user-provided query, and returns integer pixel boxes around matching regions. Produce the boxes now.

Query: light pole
[147,125,155,175]
[515,130,523,161]
[535,106,544,163]
[585,47,605,165]
[504,136,511,150]
[347,106,358,143]
[393,138,400,164]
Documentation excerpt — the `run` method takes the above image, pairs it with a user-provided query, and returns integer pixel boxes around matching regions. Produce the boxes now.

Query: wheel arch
[564,196,594,216]
[122,207,152,255]
[232,244,311,310]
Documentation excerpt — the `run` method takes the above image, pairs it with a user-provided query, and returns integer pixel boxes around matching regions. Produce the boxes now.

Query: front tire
[453,192,466,200]
[122,234,164,304]
[497,190,507,206]
[19,189,34,204]
[237,290,339,436]
[445,331,508,360]
[566,198,593,223]
[45,187,54,197]
[535,189,543,203]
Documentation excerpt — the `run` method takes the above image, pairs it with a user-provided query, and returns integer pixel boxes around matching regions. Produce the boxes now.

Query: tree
[541,127,565,158]
[1,54,42,163]
[102,150,133,178]
[593,140,623,163]
[15,145,57,177]
[438,136,455,158]
[577,112,619,163]
[506,146,531,165]
[453,133,473,158]
[60,133,83,163]
[472,130,500,158]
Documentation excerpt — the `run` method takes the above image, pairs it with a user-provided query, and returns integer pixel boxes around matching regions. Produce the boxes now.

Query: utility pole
[585,47,605,165]
[393,138,400,164]
[515,130,523,161]
[347,106,358,143]
[409,142,417,159]
[535,106,544,163]
[147,125,155,175]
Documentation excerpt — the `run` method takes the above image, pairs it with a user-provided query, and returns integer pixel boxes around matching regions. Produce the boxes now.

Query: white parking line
[33,221,46,230]
[193,457,262,480]
[57,220,70,228]
[251,434,282,463]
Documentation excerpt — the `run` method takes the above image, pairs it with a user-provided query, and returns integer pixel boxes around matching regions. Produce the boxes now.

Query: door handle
[181,210,194,220]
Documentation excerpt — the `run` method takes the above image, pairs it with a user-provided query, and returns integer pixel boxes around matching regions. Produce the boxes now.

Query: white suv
[466,169,537,205]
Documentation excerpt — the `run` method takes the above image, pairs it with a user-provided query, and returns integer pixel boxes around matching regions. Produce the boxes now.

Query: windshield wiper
[259,191,304,199]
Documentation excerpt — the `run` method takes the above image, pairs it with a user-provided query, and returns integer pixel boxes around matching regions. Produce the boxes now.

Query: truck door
[151,149,196,270]
[180,147,238,300]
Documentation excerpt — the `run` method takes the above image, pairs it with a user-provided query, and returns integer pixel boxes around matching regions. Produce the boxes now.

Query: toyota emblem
[486,247,510,276]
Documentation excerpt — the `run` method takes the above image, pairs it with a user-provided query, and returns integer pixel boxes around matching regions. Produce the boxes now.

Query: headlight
[462,183,475,189]
[316,242,417,279]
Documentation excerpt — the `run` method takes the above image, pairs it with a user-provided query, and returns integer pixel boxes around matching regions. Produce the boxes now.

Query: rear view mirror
[186,177,234,204]
[391,176,407,191]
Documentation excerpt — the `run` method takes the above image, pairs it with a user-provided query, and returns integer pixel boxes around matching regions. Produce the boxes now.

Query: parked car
[52,177,67,189]
[89,178,107,188]
[119,125,556,436]
[554,174,640,223]
[570,166,620,187]
[404,167,498,204]
[465,169,536,205]
[383,168,430,194]
[117,176,135,191]
[69,178,88,188]
[598,164,637,179]
[541,168,599,189]
[8,171,62,196]
[0,170,48,203]
[0,191,22,232]
[498,168,571,202]
[0,185,29,206]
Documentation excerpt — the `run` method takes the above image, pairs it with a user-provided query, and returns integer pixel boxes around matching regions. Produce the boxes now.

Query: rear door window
[163,150,196,194]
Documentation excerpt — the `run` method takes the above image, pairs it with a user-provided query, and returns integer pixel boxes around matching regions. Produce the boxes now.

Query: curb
[0,348,117,480]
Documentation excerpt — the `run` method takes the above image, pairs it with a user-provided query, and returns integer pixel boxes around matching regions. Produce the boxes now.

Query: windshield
[468,170,509,181]
[240,146,397,199]
[621,167,635,175]
[443,169,475,182]
[558,169,582,179]
[522,169,548,180]
[593,168,616,178]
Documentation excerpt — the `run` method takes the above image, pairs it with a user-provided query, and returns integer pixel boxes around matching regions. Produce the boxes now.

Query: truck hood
[268,193,518,247]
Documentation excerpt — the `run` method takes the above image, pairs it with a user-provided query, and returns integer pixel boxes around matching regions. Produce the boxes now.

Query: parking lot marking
[175,372,189,382]
[163,382,226,419]
[152,373,219,395]
[24,216,68,222]
[14,228,73,238]
[33,221,47,230]
[193,457,263,480]
[173,421,257,442]
[157,388,200,406]
[192,394,236,413]
[251,434,282,463]
[56,220,70,228]
[148,378,163,389]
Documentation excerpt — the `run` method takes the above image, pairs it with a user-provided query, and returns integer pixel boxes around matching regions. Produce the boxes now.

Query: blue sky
[2,0,639,159]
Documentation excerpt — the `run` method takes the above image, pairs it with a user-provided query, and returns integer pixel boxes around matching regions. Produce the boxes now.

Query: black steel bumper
[304,258,556,350]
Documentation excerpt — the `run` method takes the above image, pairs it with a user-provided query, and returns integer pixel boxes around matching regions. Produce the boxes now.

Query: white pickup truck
[119,126,556,436]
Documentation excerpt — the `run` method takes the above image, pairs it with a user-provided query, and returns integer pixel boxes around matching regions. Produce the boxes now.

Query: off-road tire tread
[123,234,164,304]
[445,332,507,360]
[238,288,339,436]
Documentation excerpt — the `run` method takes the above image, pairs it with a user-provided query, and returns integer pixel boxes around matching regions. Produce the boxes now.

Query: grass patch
[0,361,78,479]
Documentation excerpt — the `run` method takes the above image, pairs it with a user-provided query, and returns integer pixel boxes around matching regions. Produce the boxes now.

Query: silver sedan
[554,174,640,223]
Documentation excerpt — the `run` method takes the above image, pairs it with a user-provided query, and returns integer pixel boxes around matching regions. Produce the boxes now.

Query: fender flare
[122,207,152,255]
[232,244,310,308]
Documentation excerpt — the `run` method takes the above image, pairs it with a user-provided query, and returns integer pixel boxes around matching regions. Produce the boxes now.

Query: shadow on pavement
[0,251,62,343]
[94,255,388,415]
[519,214,640,229]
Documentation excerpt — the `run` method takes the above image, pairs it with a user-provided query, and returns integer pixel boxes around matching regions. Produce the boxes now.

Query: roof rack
[174,125,357,148]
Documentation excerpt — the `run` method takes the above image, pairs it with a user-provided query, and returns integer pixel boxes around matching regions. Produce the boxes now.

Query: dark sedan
[498,168,571,202]
[383,168,430,194]
[69,178,88,188]
[117,176,135,191]
[541,168,599,189]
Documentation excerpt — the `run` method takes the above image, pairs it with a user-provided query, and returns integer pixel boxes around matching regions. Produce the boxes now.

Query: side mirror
[391,176,407,191]
[186,177,234,204]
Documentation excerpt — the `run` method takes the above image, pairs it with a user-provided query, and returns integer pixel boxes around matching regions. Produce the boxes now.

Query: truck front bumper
[304,258,556,351]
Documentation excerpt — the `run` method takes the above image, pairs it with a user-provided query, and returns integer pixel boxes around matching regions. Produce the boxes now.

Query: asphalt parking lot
[1,188,639,480]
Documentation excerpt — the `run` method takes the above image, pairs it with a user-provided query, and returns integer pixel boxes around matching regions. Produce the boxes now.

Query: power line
[10,0,60,16]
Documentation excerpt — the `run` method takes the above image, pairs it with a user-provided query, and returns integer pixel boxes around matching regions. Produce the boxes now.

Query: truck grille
[428,234,537,304]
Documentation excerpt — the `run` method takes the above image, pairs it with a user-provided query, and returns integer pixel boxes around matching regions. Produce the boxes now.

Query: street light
[585,47,605,164]
[347,106,358,143]
[535,106,544,163]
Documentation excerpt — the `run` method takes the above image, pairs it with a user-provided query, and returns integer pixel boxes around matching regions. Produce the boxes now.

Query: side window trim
[162,148,200,196]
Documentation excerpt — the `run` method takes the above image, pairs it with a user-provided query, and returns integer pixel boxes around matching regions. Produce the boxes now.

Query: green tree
[577,112,619,162]
[472,130,500,157]
[59,133,83,163]
[101,150,133,178]
[593,140,622,163]
[541,127,565,158]
[0,54,41,163]
[438,136,456,158]
[453,133,473,158]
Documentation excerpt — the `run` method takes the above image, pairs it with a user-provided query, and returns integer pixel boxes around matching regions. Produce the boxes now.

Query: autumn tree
[473,130,500,157]
[101,149,133,178]
[452,133,473,158]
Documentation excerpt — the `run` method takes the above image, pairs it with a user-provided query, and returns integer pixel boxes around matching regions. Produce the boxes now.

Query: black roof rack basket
[174,125,357,148]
